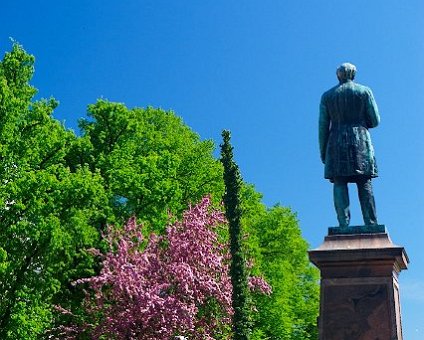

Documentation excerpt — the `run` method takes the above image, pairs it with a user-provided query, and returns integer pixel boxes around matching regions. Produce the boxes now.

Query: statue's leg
[356,177,378,225]
[333,177,350,227]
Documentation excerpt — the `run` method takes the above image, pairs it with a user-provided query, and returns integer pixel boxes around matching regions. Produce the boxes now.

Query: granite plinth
[309,229,408,340]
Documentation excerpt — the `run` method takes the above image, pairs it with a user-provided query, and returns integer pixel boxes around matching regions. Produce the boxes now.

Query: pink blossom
[57,196,271,339]
[248,276,272,295]
[63,197,233,339]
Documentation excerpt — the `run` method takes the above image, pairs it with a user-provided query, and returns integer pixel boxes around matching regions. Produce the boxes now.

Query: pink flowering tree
[55,197,270,339]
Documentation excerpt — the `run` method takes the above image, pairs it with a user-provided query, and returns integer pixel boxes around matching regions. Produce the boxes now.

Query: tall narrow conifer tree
[220,130,251,339]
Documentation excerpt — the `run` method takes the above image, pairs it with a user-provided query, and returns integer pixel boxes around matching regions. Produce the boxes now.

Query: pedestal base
[309,228,408,340]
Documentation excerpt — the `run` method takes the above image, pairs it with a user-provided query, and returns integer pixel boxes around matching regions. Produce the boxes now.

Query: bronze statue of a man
[319,63,380,227]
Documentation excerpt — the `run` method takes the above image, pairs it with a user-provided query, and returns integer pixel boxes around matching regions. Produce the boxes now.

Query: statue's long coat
[319,80,380,182]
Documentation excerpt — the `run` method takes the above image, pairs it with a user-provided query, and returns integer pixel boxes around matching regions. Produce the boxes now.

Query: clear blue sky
[1,1,423,337]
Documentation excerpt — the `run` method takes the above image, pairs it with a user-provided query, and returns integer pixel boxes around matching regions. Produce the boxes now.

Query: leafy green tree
[220,130,251,340]
[241,185,319,340]
[0,44,109,339]
[69,100,225,232]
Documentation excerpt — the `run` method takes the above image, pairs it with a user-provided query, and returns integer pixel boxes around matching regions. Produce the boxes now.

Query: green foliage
[71,100,225,232]
[241,186,319,339]
[221,130,251,340]
[0,44,225,338]
[0,43,318,339]
[0,44,109,338]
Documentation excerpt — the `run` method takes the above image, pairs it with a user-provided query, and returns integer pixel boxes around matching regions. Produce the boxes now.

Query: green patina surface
[319,63,381,227]
[319,80,380,181]
[328,224,386,235]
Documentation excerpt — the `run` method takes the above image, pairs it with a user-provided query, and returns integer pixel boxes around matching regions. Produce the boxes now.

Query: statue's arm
[365,89,380,128]
[319,96,330,164]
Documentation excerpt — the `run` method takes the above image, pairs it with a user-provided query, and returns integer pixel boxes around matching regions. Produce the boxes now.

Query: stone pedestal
[309,226,408,340]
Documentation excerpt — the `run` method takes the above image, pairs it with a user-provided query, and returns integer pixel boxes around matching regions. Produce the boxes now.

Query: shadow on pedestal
[308,225,409,340]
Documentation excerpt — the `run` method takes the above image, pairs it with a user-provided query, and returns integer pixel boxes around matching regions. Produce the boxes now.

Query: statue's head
[336,63,356,83]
